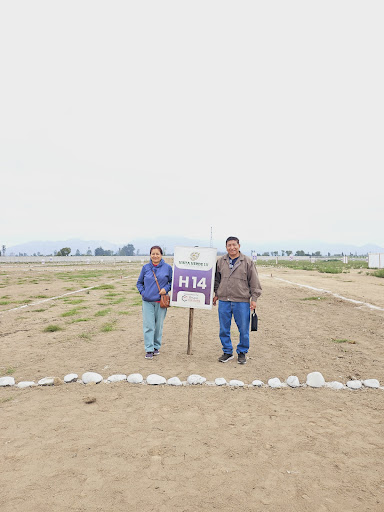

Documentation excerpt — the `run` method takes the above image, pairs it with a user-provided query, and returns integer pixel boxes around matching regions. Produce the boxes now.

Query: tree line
[0,244,137,257]
[57,244,136,257]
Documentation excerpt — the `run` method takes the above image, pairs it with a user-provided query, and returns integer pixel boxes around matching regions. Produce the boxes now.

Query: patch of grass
[131,299,142,306]
[95,308,111,317]
[34,294,49,298]
[0,300,10,305]
[103,292,120,297]
[5,367,15,375]
[1,295,11,299]
[118,311,131,315]
[79,333,92,341]
[57,270,109,281]
[32,308,47,312]
[71,318,89,323]
[66,299,85,305]
[110,297,126,304]
[372,269,384,278]
[43,324,63,332]
[61,308,81,317]
[301,296,326,301]
[331,338,356,344]
[257,259,368,274]
[101,322,115,332]
[93,284,115,290]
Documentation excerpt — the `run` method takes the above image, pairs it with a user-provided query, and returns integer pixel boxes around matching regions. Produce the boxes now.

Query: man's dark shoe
[218,353,234,363]
[238,352,247,364]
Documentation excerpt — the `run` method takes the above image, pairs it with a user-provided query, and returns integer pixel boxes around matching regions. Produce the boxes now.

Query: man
[213,236,262,364]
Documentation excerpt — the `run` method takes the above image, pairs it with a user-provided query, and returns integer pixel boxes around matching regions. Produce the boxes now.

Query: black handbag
[251,311,258,331]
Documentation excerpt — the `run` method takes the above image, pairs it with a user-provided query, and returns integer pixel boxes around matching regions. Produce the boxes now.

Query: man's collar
[224,251,243,260]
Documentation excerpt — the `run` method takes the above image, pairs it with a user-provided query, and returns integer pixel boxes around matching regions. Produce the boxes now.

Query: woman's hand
[159,288,166,295]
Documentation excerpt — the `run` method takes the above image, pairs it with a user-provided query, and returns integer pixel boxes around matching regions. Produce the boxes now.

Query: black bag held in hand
[251,311,258,331]
[152,270,170,309]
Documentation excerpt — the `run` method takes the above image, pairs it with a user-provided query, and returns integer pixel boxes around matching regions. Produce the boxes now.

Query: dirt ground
[1,262,384,512]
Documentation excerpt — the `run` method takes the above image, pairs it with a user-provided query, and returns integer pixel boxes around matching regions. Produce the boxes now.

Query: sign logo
[190,252,200,261]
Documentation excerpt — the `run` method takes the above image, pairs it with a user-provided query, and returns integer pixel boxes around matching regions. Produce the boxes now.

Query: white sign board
[171,246,217,309]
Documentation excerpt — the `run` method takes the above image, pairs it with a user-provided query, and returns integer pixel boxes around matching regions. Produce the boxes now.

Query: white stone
[229,380,244,387]
[346,380,362,390]
[215,378,227,386]
[167,377,182,386]
[363,379,380,389]
[252,380,264,387]
[326,381,345,390]
[64,373,78,383]
[127,373,143,384]
[107,374,127,383]
[187,374,206,385]
[268,377,282,388]
[17,381,37,388]
[38,377,54,386]
[306,372,325,388]
[0,377,15,387]
[82,372,103,384]
[286,376,300,388]
[146,374,166,385]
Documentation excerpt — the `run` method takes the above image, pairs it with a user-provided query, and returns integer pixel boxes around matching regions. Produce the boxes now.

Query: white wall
[0,256,150,264]
[368,253,384,269]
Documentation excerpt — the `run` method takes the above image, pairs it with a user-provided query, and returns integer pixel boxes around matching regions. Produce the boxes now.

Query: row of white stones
[0,372,382,390]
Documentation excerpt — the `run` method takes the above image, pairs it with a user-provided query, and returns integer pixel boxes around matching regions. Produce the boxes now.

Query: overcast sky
[1,1,383,248]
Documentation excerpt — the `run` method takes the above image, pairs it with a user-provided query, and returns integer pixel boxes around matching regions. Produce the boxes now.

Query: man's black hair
[226,236,239,245]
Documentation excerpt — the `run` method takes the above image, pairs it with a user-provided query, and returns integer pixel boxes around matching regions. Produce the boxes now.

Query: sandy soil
[1,263,384,512]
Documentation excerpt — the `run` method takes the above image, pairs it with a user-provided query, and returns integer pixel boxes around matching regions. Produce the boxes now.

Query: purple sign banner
[171,246,217,310]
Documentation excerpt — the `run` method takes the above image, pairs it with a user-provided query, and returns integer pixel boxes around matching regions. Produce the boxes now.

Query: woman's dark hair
[150,245,163,255]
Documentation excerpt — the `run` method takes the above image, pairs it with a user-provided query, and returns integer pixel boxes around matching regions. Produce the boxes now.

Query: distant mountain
[6,237,384,257]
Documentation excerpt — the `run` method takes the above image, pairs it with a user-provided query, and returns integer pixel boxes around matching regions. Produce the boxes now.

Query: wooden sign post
[187,308,194,355]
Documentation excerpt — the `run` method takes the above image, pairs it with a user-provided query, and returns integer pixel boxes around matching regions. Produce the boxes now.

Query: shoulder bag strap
[152,270,161,293]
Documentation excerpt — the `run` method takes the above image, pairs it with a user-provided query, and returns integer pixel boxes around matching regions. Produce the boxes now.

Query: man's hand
[250,301,257,310]
[213,296,218,306]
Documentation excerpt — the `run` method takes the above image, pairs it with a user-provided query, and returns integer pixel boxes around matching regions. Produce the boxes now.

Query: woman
[136,246,173,359]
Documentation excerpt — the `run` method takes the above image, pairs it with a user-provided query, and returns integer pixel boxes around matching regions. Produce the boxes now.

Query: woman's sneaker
[153,349,160,356]
[145,352,154,359]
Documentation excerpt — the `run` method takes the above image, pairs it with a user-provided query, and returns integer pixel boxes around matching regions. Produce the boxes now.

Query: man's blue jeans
[218,300,250,354]
[142,300,167,353]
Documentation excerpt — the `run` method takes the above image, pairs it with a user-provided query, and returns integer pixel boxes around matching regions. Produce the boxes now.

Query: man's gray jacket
[214,252,262,303]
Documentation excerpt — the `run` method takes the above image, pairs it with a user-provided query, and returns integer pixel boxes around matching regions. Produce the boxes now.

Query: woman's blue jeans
[142,300,167,353]
[218,300,250,354]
